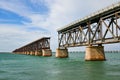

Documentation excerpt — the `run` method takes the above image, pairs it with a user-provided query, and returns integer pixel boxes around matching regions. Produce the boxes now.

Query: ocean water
[0,52,120,80]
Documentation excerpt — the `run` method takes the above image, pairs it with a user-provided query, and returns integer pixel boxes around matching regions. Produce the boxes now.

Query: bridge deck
[20,37,50,49]
[57,2,120,48]
[13,37,50,53]
[58,2,120,32]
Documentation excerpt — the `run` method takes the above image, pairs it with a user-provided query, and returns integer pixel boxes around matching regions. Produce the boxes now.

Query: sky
[0,0,120,52]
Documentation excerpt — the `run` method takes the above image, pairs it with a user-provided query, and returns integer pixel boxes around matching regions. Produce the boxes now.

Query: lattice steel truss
[13,37,50,53]
[58,12,120,48]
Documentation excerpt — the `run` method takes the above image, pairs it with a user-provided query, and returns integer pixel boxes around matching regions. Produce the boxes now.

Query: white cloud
[0,24,50,52]
[27,0,119,32]
[0,0,31,16]
[0,0,120,51]
[38,0,120,51]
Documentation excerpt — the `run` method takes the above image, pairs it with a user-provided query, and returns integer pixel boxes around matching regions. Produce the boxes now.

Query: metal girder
[58,12,120,48]
[13,37,50,53]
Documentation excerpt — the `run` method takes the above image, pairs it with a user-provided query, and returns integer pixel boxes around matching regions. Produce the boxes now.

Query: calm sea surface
[0,52,120,80]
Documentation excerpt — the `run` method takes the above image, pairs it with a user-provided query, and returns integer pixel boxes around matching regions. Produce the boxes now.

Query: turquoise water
[0,52,120,80]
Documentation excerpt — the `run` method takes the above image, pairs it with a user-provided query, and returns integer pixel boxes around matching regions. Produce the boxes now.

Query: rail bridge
[56,2,120,60]
[13,37,52,56]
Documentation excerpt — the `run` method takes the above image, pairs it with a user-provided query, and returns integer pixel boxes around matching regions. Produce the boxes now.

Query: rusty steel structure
[58,2,120,48]
[13,37,51,54]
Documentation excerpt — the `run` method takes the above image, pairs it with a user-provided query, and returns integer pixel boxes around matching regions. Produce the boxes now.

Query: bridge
[56,2,120,60]
[13,37,52,57]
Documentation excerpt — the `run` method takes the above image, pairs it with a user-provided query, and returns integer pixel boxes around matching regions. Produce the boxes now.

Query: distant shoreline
[0,52,12,53]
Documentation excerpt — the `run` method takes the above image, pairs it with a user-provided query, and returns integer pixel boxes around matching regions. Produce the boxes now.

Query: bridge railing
[13,37,51,53]
[58,11,120,48]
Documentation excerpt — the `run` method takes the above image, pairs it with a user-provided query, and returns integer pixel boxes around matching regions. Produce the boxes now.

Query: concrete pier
[30,51,35,55]
[56,48,68,58]
[42,49,52,57]
[27,51,30,55]
[35,50,42,56]
[12,37,52,57]
[85,45,106,61]
[25,52,27,55]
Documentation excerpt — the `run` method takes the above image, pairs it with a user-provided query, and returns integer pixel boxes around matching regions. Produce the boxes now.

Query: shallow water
[0,52,120,80]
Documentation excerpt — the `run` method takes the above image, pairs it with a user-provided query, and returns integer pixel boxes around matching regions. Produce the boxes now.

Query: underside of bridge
[13,37,52,57]
[56,2,120,60]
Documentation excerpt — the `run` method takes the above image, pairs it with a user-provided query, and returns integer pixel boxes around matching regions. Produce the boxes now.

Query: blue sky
[0,0,120,52]
[0,8,31,24]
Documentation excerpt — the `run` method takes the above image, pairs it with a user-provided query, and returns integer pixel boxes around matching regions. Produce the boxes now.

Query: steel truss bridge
[13,37,51,55]
[58,2,120,48]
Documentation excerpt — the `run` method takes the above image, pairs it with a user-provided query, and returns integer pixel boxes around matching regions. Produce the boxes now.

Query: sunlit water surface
[0,52,120,80]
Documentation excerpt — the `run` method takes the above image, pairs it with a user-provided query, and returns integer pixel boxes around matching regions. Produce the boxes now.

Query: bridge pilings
[35,50,42,56]
[56,48,68,58]
[27,51,30,55]
[13,37,52,57]
[85,45,106,61]
[14,49,52,57]
[30,51,34,55]
[42,49,52,57]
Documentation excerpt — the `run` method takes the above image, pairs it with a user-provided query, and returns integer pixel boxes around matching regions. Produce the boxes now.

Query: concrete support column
[26,51,28,55]
[35,50,42,56]
[42,49,52,57]
[32,51,35,55]
[27,51,30,55]
[30,51,34,55]
[25,52,27,54]
[85,45,106,61]
[56,48,68,58]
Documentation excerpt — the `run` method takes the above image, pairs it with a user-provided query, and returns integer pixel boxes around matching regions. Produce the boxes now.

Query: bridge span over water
[13,37,52,57]
[56,2,120,61]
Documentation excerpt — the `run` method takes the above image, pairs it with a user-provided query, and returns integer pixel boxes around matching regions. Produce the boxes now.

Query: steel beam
[58,11,120,48]
[13,37,51,55]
